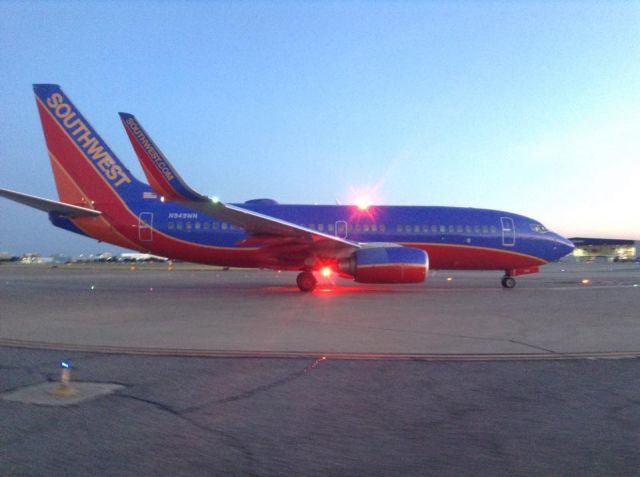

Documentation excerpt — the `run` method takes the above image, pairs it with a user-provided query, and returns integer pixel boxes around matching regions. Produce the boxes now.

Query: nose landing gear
[501,274,516,289]
[296,271,317,292]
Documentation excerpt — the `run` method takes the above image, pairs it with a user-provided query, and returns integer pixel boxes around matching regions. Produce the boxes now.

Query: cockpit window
[530,223,548,233]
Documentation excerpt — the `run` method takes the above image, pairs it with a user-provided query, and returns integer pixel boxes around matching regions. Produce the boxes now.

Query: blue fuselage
[51,197,575,271]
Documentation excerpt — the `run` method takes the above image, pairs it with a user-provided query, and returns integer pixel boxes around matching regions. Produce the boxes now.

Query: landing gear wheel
[501,276,516,289]
[296,271,317,292]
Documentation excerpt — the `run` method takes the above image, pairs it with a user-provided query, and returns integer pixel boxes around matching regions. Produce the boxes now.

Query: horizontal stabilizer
[0,188,101,217]
[119,113,206,202]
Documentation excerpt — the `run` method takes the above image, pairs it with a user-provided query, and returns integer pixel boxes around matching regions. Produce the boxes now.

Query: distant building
[20,253,53,264]
[569,238,638,262]
[12,253,69,264]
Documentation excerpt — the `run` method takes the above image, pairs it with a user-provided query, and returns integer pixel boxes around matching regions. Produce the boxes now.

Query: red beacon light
[320,266,332,278]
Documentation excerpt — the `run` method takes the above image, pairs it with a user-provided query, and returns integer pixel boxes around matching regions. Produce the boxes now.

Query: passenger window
[397,224,403,232]
[186,222,193,231]
[355,224,361,232]
[371,224,378,232]
[328,223,334,232]
[168,221,175,230]
[422,225,429,232]
[448,225,455,233]
[363,224,370,232]
[176,222,183,230]
[431,225,438,232]
[221,223,228,230]
[482,225,489,234]
[474,225,481,233]
[195,222,201,230]
[213,222,219,230]
[456,225,463,233]
[414,225,421,233]
[439,225,446,233]
[405,225,412,233]
[380,224,386,232]
[490,225,497,233]
[203,222,210,230]
[465,225,472,233]
[317,224,324,232]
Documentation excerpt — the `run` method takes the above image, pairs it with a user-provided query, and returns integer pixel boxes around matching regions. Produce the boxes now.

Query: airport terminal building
[569,237,639,262]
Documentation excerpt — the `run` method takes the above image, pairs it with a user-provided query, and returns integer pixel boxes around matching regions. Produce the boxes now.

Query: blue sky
[1,1,638,255]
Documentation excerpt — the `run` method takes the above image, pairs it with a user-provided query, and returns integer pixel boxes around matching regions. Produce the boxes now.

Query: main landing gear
[296,271,317,292]
[501,274,516,289]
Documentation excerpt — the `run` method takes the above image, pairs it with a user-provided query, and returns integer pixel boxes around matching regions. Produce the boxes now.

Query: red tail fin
[33,84,147,250]
[33,84,146,206]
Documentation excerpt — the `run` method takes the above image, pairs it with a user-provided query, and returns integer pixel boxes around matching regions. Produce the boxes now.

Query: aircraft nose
[553,235,575,259]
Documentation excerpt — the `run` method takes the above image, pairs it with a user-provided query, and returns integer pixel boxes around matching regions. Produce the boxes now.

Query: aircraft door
[335,220,348,239]
[500,217,515,247]
[139,212,153,242]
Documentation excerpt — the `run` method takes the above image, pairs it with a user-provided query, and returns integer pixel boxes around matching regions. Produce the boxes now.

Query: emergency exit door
[500,217,515,247]
[139,212,153,242]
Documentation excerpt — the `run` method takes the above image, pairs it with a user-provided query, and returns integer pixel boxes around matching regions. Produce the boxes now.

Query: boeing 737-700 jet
[0,85,574,291]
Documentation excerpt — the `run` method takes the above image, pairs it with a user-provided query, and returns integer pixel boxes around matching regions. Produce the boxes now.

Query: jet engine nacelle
[339,247,429,284]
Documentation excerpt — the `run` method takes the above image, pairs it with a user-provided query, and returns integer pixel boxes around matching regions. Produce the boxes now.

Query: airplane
[0,84,575,291]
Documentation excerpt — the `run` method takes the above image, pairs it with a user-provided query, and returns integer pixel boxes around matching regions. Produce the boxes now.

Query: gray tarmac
[1,261,640,356]
[1,262,640,475]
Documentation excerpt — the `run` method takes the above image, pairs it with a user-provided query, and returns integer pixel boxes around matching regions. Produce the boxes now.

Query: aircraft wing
[0,188,101,217]
[119,113,361,258]
[189,199,360,256]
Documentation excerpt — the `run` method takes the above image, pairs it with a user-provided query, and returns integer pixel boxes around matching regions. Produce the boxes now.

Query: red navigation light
[321,266,332,278]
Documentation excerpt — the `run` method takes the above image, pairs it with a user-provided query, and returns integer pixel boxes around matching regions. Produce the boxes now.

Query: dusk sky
[1,1,638,256]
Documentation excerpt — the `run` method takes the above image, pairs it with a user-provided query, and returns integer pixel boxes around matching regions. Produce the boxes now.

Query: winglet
[119,113,206,202]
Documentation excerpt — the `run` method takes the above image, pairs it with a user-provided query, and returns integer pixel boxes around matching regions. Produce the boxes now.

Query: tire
[296,271,317,292]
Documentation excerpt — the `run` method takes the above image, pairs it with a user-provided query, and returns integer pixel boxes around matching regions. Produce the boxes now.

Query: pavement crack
[110,358,328,471]
[354,325,562,355]
[198,425,259,474]
[113,393,179,415]
[113,393,258,473]
[173,357,327,416]
[506,340,558,354]
[212,357,326,406]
